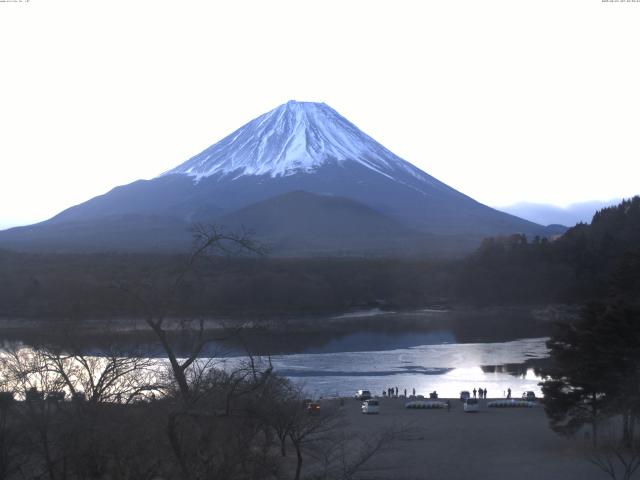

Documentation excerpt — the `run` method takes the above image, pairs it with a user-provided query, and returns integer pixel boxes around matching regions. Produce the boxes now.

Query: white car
[361,399,380,414]
[354,390,372,400]
[464,398,479,413]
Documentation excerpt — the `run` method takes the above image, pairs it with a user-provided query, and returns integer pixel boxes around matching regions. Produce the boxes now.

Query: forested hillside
[0,197,637,321]
[457,196,640,304]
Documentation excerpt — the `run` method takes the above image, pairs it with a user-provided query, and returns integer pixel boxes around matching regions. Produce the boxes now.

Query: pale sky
[1,0,639,229]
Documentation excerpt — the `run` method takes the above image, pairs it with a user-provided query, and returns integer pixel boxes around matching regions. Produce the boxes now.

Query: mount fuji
[163,100,440,183]
[0,101,562,255]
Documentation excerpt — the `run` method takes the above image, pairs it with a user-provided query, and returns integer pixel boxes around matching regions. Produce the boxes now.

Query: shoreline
[0,303,578,335]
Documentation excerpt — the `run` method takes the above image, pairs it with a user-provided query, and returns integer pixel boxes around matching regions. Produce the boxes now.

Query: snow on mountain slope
[162,100,444,192]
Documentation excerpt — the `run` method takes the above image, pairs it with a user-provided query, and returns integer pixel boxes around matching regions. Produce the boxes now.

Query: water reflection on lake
[1,309,552,399]
[220,337,549,399]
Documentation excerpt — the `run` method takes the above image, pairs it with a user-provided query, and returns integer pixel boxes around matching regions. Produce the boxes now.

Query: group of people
[384,387,398,397]
[383,387,417,398]
[473,387,488,399]
[380,386,514,400]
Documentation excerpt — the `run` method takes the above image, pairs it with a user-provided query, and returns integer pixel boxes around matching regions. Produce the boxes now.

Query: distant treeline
[461,196,640,304]
[1,197,638,320]
[0,253,455,319]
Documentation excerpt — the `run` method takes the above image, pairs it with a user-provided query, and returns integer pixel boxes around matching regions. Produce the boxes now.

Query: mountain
[0,101,559,255]
[216,190,480,256]
[497,199,624,227]
[218,190,419,255]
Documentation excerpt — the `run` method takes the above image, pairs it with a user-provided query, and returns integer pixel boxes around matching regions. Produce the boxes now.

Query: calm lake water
[220,336,549,399]
[1,308,554,399]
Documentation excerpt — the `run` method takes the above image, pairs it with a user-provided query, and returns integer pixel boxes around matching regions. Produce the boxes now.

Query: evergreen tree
[541,303,610,445]
[541,301,640,446]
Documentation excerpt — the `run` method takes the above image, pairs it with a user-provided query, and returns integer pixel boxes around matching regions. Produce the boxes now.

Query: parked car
[361,399,379,414]
[522,391,537,401]
[460,391,470,401]
[355,390,372,400]
[464,398,479,413]
[306,402,321,414]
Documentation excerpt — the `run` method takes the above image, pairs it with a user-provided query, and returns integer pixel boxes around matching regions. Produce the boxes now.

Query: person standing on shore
[412,388,415,397]
[395,386,398,397]
[507,388,512,399]
[473,388,477,398]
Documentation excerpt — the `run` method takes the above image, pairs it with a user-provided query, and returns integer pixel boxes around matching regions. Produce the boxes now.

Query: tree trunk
[623,411,631,447]
[148,321,190,400]
[294,442,303,480]
[167,412,190,479]
[42,430,58,480]
[591,394,598,447]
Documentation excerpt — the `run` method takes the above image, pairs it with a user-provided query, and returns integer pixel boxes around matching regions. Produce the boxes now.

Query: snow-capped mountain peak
[0,101,555,255]
[161,100,430,183]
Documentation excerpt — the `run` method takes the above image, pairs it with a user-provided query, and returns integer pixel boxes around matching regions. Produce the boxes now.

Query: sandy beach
[329,397,604,480]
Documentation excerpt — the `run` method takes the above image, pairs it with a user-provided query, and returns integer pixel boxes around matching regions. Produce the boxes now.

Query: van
[362,399,379,414]
[464,398,479,413]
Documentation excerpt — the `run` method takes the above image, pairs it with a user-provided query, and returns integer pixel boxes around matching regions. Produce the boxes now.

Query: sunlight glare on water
[221,337,549,399]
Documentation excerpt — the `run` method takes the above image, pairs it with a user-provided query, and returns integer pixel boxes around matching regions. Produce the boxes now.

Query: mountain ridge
[497,199,624,227]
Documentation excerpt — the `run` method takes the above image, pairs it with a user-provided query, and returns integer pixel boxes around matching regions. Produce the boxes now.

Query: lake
[0,307,555,399]
[219,334,549,399]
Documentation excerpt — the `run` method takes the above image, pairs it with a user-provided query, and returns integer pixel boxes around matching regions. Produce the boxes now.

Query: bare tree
[254,377,300,457]
[286,401,344,480]
[588,439,640,480]
[0,346,67,399]
[0,346,68,480]
[0,343,170,480]
[314,426,406,480]
[0,224,407,480]
[117,224,265,403]
[113,225,278,479]
[38,346,165,405]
